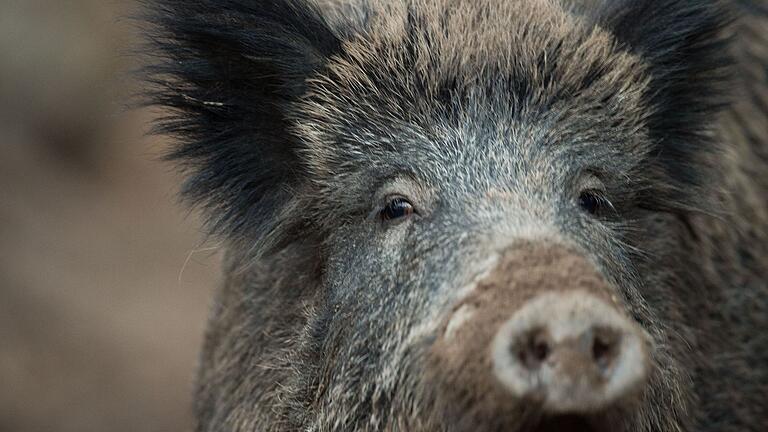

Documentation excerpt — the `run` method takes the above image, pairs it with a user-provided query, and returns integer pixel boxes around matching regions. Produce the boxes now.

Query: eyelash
[380,196,416,222]
[578,189,614,216]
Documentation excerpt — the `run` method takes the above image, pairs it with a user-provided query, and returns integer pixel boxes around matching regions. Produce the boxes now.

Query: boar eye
[380,197,416,222]
[578,190,604,215]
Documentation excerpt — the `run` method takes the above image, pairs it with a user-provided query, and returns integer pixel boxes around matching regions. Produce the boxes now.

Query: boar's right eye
[380,197,416,222]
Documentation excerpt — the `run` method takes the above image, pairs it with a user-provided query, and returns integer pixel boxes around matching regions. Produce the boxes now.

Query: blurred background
[0,1,218,431]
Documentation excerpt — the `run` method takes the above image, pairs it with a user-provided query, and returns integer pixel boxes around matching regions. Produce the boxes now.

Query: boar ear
[594,0,734,210]
[142,0,342,247]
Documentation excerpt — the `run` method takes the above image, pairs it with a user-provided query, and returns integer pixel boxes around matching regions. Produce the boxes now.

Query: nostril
[591,337,611,362]
[533,340,550,363]
[514,328,551,369]
[591,328,620,370]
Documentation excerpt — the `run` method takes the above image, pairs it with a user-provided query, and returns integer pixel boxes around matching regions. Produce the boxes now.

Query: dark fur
[595,1,735,211]
[141,0,768,431]
[141,0,342,248]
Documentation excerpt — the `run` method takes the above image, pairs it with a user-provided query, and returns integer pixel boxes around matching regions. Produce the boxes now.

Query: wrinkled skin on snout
[144,0,768,431]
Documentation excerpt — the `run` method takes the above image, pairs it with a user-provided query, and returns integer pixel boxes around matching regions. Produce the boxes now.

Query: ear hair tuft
[139,0,342,251]
[595,0,735,213]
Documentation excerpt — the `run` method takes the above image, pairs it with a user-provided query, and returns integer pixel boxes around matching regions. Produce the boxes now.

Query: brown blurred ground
[0,1,217,431]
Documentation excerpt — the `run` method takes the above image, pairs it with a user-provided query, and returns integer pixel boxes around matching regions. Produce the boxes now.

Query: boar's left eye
[578,190,605,215]
[380,197,416,222]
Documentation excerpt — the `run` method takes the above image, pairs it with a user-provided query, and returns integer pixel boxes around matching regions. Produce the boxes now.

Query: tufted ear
[594,0,734,212]
[142,0,342,249]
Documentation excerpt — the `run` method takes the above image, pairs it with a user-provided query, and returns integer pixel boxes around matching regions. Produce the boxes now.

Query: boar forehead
[295,0,652,202]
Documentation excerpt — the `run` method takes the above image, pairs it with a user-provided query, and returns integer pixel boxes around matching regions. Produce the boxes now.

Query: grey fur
[142,0,768,430]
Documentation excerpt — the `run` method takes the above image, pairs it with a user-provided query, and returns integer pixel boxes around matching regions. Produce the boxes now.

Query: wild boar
[142,0,768,430]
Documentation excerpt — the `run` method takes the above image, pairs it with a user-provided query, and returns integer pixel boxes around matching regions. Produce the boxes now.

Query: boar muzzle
[428,242,651,431]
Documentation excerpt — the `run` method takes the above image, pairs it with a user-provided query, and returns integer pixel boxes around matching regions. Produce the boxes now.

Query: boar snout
[493,291,650,413]
[429,242,652,430]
